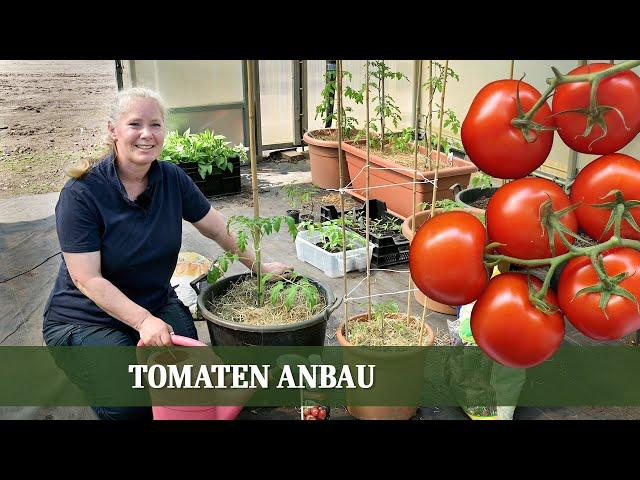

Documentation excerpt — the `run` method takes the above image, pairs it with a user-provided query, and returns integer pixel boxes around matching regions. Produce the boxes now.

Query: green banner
[1,346,640,407]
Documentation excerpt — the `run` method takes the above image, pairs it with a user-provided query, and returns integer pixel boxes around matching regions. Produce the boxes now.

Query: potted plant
[160,129,248,197]
[450,172,498,212]
[402,200,484,314]
[281,183,320,224]
[303,68,363,189]
[320,199,410,268]
[192,214,340,346]
[295,218,374,278]
[336,301,435,420]
[341,61,477,219]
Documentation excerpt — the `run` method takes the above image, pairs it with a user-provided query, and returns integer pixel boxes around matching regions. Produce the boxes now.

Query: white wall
[126,61,244,107]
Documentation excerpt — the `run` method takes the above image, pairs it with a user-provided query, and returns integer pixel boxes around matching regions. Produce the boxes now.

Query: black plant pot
[286,209,300,224]
[178,156,241,198]
[191,273,341,346]
[454,186,498,209]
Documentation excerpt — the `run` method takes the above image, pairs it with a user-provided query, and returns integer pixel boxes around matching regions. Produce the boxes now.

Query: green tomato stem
[486,236,640,301]
[514,60,640,124]
[590,252,613,290]
[614,203,625,239]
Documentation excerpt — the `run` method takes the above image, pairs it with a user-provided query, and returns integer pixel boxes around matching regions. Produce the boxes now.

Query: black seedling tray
[179,156,241,198]
[320,199,409,268]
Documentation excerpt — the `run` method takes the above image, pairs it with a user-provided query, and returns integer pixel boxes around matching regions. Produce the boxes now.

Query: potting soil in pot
[468,196,491,210]
[319,193,361,211]
[347,313,429,346]
[352,144,455,171]
[207,277,326,326]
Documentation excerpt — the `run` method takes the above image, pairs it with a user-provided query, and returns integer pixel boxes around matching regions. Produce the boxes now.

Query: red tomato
[570,153,640,241]
[471,273,565,368]
[304,415,317,421]
[303,408,311,416]
[461,79,554,179]
[310,407,319,417]
[552,63,640,154]
[557,248,640,340]
[486,177,578,259]
[317,409,327,420]
[409,211,488,305]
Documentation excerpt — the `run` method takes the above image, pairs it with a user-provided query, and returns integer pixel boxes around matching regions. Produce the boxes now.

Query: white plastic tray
[295,229,374,278]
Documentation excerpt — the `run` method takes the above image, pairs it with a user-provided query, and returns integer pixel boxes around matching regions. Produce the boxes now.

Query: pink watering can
[137,335,243,421]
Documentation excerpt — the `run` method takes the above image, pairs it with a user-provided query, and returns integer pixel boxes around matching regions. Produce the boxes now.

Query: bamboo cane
[365,61,373,329]
[337,60,349,340]
[246,60,262,305]
[407,60,423,323]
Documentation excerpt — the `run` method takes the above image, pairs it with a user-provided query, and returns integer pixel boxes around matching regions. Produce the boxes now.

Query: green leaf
[273,216,282,233]
[218,256,229,272]
[284,216,297,238]
[301,282,319,309]
[207,266,222,284]
[284,285,299,310]
[260,273,274,289]
[237,230,248,252]
[270,282,285,306]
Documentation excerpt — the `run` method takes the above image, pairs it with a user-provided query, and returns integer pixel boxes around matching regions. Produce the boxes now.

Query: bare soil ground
[0,60,118,198]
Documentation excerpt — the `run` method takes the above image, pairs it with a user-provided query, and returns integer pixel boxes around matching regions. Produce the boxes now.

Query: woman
[42,87,291,420]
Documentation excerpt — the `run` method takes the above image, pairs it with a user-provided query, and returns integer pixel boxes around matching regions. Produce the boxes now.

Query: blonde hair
[66,87,167,179]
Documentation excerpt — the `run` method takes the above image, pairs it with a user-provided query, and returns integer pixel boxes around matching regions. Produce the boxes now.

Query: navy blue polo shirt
[44,153,212,328]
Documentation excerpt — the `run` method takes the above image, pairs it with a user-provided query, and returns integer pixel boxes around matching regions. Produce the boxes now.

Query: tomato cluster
[303,405,328,420]
[410,62,640,369]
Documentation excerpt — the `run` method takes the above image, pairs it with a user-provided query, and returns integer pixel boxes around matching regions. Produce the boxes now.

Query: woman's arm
[192,207,292,275]
[63,251,174,346]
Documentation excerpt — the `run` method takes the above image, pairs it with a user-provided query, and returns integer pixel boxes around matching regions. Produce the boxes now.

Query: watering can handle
[137,334,207,348]
[190,273,207,295]
[449,183,463,197]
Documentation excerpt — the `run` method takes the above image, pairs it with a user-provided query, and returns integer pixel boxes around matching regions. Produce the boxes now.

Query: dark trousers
[43,295,199,420]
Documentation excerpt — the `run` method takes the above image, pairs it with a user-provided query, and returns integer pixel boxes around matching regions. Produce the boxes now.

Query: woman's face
[108,97,165,168]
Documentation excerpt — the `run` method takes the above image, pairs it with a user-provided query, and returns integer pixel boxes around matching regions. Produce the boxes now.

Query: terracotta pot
[341,141,477,219]
[401,207,485,314]
[303,129,351,189]
[336,314,434,420]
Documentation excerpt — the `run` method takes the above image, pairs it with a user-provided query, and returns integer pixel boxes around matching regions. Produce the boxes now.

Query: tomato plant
[409,211,488,306]
[557,248,640,341]
[552,63,640,154]
[471,273,565,369]
[461,79,554,179]
[570,153,640,241]
[486,177,578,259]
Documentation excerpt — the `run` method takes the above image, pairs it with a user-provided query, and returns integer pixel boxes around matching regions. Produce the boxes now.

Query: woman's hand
[261,262,294,279]
[138,314,174,346]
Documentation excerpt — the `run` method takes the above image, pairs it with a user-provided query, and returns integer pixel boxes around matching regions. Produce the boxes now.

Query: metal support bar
[115,60,124,90]
[292,60,303,146]
[300,60,308,141]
